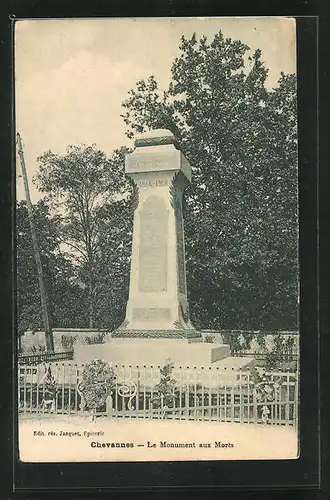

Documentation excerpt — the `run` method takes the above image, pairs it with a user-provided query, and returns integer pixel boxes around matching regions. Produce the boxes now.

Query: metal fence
[18,351,74,364]
[18,363,299,426]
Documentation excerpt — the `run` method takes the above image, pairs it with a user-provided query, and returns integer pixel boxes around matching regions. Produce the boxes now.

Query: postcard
[15,17,299,462]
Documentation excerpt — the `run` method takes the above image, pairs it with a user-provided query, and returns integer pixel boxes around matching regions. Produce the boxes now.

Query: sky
[15,17,296,202]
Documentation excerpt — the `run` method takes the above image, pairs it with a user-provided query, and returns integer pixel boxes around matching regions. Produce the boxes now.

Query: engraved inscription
[139,196,168,292]
[133,308,171,321]
[127,153,173,173]
[138,179,168,188]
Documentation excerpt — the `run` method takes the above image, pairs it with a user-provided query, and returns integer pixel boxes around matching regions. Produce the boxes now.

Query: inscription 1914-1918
[139,196,168,292]
[138,179,168,187]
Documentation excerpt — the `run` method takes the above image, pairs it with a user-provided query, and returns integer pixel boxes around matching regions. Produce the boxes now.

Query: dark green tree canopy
[122,31,298,330]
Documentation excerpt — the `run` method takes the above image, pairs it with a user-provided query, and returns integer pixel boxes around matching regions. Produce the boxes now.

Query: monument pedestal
[74,338,230,366]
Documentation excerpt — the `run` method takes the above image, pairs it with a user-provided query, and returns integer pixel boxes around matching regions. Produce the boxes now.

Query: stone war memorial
[74,129,253,370]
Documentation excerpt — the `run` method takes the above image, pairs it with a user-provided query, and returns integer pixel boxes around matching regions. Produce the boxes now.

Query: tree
[121,31,298,330]
[34,145,133,329]
[16,200,88,342]
[78,197,133,331]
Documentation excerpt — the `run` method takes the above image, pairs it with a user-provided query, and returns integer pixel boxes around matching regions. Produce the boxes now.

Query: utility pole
[16,132,54,352]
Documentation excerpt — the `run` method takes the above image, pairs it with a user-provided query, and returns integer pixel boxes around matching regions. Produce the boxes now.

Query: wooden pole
[16,132,54,352]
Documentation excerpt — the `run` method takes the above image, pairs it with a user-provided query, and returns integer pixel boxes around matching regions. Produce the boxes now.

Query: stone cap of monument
[126,128,191,181]
[134,128,181,150]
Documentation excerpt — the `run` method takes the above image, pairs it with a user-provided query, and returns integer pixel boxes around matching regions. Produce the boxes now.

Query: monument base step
[212,356,256,370]
[111,329,202,341]
[74,338,230,366]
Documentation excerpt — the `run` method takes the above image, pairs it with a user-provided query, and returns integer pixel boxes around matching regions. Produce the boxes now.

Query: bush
[78,359,116,416]
[61,335,77,351]
[85,333,105,345]
[204,334,215,343]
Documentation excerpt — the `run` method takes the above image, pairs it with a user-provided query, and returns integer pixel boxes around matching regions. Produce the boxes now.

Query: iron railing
[18,351,74,364]
[18,363,299,426]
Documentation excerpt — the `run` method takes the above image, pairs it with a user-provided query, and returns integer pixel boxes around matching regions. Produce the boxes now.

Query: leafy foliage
[263,333,296,371]
[19,31,298,335]
[251,371,282,412]
[34,145,133,329]
[85,333,105,345]
[42,364,58,400]
[221,331,254,354]
[16,200,89,339]
[61,335,77,351]
[122,31,298,330]
[152,360,176,409]
[82,196,132,331]
[78,359,116,412]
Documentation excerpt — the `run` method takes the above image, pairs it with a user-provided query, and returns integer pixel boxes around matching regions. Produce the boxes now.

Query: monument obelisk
[113,129,200,341]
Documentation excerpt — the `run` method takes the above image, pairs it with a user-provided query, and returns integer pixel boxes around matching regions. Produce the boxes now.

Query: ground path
[19,414,298,462]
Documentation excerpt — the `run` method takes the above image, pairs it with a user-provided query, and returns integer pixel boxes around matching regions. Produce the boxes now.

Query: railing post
[106,394,113,419]
[185,384,188,420]
[239,369,242,424]
[285,372,290,425]
[253,389,258,424]
[136,366,140,413]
